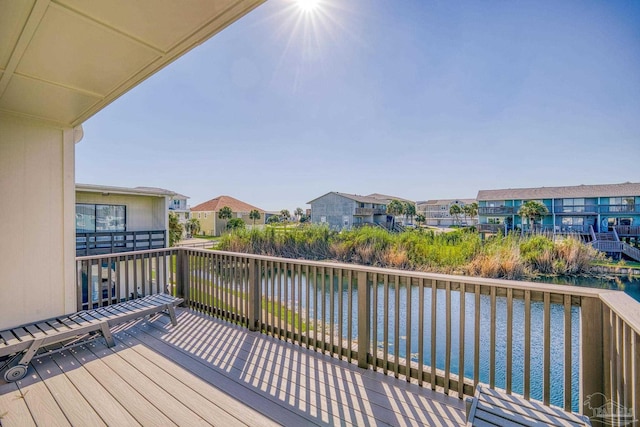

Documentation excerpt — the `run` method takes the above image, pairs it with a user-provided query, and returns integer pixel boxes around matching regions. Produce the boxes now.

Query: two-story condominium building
[308,192,390,230]
[191,195,265,236]
[417,199,477,227]
[477,182,640,240]
[75,184,179,256]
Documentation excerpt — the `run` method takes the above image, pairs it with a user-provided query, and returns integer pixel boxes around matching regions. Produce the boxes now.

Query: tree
[294,207,304,221]
[280,209,291,221]
[249,209,261,226]
[465,202,478,224]
[226,218,245,231]
[186,218,201,237]
[168,212,183,247]
[386,200,404,229]
[518,200,549,233]
[415,213,426,227]
[449,203,463,226]
[403,202,416,225]
[217,206,233,234]
[267,215,280,224]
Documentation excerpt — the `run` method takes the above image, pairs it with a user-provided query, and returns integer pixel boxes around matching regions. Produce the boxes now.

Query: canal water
[275,273,638,412]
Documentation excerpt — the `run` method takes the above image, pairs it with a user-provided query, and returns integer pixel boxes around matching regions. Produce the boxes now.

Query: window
[343,215,349,226]
[320,216,327,223]
[488,217,501,224]
[75,204,125,232]
[561,198,584,213]
[609,197,635,212]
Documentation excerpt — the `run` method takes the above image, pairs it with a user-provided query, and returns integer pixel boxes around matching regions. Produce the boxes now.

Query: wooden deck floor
[0,308,466,426]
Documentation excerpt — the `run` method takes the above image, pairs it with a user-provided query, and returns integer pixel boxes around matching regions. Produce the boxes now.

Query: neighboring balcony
[478,206,515,215]
[75,230,166,256]
[553,205,598,214]
[478,223,504,233]
[354,207,386,216]
[599,204,640,214]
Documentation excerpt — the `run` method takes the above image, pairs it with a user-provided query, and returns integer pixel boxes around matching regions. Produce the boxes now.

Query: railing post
[357,270,371,369]
[580,296,604,416]
[175,248,189,303]
[248,257,261,331]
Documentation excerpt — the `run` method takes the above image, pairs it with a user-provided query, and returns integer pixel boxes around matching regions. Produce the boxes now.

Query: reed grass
[217,225,603,279]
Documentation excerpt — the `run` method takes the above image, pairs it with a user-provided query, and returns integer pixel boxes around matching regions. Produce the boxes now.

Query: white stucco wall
[0,115,76,329]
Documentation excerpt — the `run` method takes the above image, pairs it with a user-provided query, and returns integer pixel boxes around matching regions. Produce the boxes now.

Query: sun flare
[297,0,321,12]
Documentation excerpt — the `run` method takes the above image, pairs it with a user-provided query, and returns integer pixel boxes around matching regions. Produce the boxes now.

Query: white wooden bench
[466,384,592,426]
[0,293,183,382]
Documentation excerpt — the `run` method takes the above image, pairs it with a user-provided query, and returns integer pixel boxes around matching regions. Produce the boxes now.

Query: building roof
[477,182,640,201]
[307,192,389,205]
[418,199,476,206]
[76,183,176,197]
[136,187,189,199]
[191,195,263,213]
[367,193,415,204]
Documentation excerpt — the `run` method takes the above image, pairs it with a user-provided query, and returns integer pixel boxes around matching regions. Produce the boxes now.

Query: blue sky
[77,0,640,212]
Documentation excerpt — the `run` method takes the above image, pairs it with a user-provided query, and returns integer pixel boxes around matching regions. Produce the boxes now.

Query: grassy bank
[217,225,605,280]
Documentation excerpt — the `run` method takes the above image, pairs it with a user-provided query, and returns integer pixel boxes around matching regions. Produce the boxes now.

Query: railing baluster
[445,280,451,394]
[633,330,639,425]
[524,289,531,400]
[330,267,335,356]
[270,261,276,336]
[338,268,344,360]
[304,264,310,349]
[141,252,147,298]
[543,292,551,406]
[418,278,424,387]
[431,279,437,391]
[563,294,571,411]
[406,278,412,382]
[384,274,389,375]
[125,254,131,301]
[623,322,631,413]
[347,268,353,362]
[506,287,513,394]
[490,286,496,389]
[321,266,327,351]
[313,265,318,349]
[372,273,378,370]
[297,263,302,343]
[284,262,289,339]
[458,282,465,397]
[394,275,400,379]
[616,314,622,410]
[474,284,480,389]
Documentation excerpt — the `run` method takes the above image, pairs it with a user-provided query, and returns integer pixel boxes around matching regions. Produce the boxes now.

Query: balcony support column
[357,271,371,369]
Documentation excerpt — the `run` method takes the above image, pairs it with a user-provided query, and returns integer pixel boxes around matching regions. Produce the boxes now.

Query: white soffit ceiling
[0,0,264,127]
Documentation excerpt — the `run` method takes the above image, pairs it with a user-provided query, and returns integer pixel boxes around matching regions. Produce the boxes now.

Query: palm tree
[449,204,462,226]
[415,213,426,228]
[403,202,416,225]
[465,202,478,225]
[217,206,233,234]
[518,200,549,233]
[249,209,261,227]
[186,218,201,237]
[294,207,304,221]
[386,200,404,230]
[168,212,183,246]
